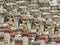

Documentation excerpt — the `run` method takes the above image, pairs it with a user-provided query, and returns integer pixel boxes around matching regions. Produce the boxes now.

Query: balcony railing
[6,3,15,5]
[16,1,26,4]
[38,0,49,3]
[40,7,50,10]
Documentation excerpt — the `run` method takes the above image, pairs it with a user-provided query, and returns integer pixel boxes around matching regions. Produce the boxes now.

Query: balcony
[53,15,60,18]
[5,0,16,3]
[8,11,21,16]
[28,0,37,3]
[42,12,50,15]
[40,7,51,12]
[58,5,60,9]
[49,0,58,6]
[53,15,60,22]
[50,10,59,13]
[27,4,38,9]
[38,0,49,3]
[40,7,50,9]
[6,3,15,6]
[16,1,26,4]
[28,3,38,7]
[20,14,34,20]
[51,6,59,10]
[30,9,39,12]
[19,6,27,9]
[41,12,53,18]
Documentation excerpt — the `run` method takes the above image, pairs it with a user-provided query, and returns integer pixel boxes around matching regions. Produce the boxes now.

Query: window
[16,0,20,1]
[59,9,60,13]
[6,5,12,11]
[51,6,58,10]
[59,1,60,4]
[50,0,53,1]
[40,3,49,7]
[0,15,4,23]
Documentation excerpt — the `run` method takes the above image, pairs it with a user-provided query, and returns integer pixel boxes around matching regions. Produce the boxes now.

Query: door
[15,41,23,45]
[0,37,4,42]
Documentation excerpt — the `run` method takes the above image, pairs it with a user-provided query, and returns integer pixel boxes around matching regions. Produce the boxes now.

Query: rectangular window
[51,6,58,10]
[50,0,53,1]
[59,1,60,4]
[0,15,4,23]
[40,3,49,7]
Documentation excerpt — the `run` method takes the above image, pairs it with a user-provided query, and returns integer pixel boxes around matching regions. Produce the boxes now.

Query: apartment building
[0,0,60,45]
[57,0,60,16]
